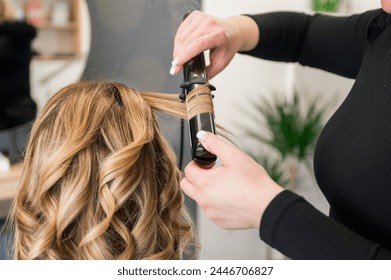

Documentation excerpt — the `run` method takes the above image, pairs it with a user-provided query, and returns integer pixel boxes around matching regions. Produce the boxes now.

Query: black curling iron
[180,49,217,166]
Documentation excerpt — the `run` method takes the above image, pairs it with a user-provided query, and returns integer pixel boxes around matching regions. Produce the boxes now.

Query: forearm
[260,191,391,260]
[239,12,311,63]
[240,10,384,78]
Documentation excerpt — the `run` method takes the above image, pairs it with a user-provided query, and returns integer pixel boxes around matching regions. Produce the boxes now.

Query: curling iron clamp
[179,50,217,166]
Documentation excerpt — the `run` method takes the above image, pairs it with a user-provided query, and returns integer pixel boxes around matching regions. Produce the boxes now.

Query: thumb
[180,177,196,201]
[197,130,236,164]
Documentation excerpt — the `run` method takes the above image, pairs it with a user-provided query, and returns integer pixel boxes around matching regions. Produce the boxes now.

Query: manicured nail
[171,57,180,66]
[197,130,209,141]
[169,65,176,75]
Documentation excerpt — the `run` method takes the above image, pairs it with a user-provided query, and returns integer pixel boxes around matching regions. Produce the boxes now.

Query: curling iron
[180,48,217,166]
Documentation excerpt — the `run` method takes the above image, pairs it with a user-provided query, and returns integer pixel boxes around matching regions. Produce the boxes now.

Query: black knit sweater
[243,9,391,259]
[0,21,36,129]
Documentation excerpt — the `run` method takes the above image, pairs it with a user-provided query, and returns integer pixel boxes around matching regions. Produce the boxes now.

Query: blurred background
[0,0,380,259]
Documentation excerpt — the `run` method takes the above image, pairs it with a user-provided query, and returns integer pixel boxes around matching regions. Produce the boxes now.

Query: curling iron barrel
[180,51,217,166]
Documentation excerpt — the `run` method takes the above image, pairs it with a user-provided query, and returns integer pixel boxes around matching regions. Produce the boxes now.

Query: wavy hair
[10,80,194,259]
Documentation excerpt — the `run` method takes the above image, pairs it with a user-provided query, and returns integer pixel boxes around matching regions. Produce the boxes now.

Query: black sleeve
[260,190,391,259]
[241,9,391,79]
[0,21,36,63]
[0,21,37,38]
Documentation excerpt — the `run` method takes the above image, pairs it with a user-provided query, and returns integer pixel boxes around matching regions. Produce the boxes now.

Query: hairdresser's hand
[181,131,283,229]
[171,11,259,79]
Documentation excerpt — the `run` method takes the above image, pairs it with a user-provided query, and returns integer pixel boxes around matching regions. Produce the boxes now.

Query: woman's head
[12,80,193,259]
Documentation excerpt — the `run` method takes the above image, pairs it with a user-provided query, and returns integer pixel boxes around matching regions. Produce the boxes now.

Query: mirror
[0,0,90,161]
[26,0,91,110]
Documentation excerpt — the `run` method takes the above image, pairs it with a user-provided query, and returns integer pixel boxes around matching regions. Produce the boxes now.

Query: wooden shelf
[33,54,80,61]
[38,21,78,31]
[30,0,82,58]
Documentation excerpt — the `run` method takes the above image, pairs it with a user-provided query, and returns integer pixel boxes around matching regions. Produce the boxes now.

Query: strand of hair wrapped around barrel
[185,84,214,119]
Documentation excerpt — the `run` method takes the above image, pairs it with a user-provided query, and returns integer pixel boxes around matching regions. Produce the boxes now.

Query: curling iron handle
[189,111,216,165]
[180,23,216,165]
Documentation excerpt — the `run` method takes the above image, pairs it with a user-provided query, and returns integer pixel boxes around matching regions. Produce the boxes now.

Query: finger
[176,10,216,44]
[180,177,196,201]
[196,131,237,164]
[207,50,227,79]
[172,33,223,76]
[183,160,204,183]
[173,16,199,56]
[175,10,201,42]
[173,15,226,75]
[173,11,205,59]
[207,46,236,78]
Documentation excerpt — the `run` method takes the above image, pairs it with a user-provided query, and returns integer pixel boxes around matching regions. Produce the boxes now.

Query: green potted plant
[240,90,334,191]
[311,0,341,13]
[239,89,335,259]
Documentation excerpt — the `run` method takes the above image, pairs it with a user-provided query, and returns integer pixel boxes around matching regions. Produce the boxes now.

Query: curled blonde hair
[11,80,194,259]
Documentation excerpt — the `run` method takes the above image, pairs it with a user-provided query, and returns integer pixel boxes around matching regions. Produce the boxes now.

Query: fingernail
[169,65,176,75]
[171,57,180,66]
[197,130,209,141]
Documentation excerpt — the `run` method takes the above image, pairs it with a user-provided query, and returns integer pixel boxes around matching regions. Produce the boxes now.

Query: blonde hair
[11,80,194,259]
[0,0,16,23]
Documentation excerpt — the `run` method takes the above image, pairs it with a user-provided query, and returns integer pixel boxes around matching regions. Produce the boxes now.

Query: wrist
[226,15,259,52]
[255,181,284,229]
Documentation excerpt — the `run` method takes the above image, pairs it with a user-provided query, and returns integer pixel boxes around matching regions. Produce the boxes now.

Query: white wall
[198,0,380,260]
